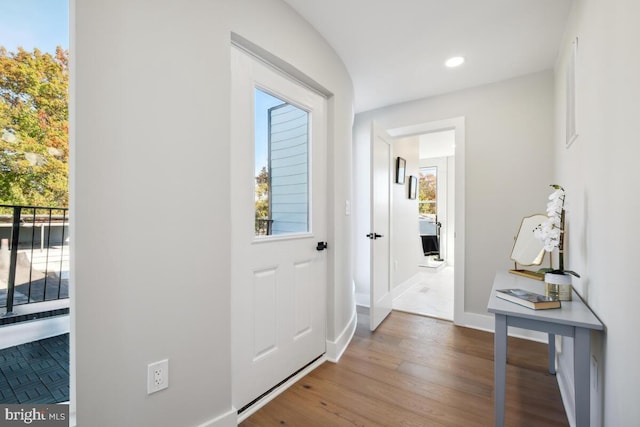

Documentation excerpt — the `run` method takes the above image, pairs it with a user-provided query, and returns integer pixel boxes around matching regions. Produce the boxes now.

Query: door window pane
[254,88,309,236]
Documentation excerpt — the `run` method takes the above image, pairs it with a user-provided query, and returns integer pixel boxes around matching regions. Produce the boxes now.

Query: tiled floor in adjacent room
[393,265,454,320]
[0,333,69,403]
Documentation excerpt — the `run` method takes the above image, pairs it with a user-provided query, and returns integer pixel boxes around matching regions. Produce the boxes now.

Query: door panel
[293,260,313,338]
[370,123,393,331]
[252,268,278,360]
[231,46,327,410]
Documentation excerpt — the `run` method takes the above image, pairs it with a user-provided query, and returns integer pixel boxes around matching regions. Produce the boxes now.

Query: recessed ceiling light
[445,56,465,68]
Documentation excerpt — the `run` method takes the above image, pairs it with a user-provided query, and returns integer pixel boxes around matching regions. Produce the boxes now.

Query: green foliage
[0,46,68,207]
[255,166,270,234]
[418,170,436,215]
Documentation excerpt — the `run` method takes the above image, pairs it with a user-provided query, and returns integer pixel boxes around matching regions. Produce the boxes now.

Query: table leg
[494,314,507,427]
[574,327,591,426]
[548,333,556,375]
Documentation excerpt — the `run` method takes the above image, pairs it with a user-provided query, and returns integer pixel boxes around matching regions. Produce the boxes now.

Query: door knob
[316,241,328,251]
[366,233,383,239]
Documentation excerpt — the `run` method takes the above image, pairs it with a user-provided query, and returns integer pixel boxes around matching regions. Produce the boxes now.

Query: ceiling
[419,130,455,159]
[397,130,455,160]
[283,0,573,113]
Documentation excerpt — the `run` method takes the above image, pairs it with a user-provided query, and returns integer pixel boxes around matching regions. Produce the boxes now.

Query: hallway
[241,309,568,426]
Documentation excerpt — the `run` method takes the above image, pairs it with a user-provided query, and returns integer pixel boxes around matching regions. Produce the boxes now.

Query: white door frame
[387,117,465,325]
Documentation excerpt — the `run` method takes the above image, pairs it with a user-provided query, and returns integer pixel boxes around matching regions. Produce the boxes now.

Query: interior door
[369,123,393,330]
[231,46,327,411]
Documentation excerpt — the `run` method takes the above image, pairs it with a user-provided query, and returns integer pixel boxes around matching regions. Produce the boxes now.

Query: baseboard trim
[556,356,576,427]
[459,312,547,343]
[326,308,357,362]
[391,272,423,301]
[70,406,238,427]
[236,356,326,424]
[457,312,494,332]
[355,292,369,308]
[357,272,424,310]
[198,408,238,427]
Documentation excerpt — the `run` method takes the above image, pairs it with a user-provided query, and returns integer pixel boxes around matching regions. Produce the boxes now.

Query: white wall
[354,71,555,315]
[72,0,354,425]
[553,1,640,425]
[391,137,421,287]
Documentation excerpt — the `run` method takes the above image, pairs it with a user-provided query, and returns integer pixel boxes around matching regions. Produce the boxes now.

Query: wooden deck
[241,308,569,426]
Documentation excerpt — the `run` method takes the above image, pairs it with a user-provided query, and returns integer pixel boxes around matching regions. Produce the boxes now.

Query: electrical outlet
[147,359,169,394]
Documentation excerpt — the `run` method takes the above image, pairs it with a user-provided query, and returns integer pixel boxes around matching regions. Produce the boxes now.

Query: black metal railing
[0,204,69,314]
[255,218,273,236]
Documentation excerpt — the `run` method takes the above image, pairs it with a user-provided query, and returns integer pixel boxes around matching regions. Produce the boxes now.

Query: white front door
[369,123,393,331]
[231,46,327,411]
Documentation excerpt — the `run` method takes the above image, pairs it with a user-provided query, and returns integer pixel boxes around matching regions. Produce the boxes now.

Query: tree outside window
[418,167,437,217]
[0,47,68,208]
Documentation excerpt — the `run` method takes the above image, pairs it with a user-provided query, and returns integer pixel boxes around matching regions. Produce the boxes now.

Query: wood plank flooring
[241,308,569,426]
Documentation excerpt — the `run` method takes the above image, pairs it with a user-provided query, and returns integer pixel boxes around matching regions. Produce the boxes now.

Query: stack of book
[496,288,561,310]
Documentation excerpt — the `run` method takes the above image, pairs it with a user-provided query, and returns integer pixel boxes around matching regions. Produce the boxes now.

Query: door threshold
[393,307,453,322]
[237,354,326,423]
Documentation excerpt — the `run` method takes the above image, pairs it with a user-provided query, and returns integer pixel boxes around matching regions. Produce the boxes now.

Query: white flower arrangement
[534,185,580,277]
[534,185,564,251]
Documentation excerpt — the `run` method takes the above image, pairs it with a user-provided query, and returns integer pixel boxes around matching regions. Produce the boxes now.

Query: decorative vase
[544,272,572,301]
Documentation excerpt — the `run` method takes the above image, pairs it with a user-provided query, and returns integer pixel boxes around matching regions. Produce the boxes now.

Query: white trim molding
[355,293,369,308]
[391,272,423,301]
[326,308,357,362]
[461,311,547,343]
[557,361,576,427]
[198,408,238,427]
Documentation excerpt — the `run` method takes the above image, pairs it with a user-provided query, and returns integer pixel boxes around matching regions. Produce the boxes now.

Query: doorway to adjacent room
[394,129,455,321]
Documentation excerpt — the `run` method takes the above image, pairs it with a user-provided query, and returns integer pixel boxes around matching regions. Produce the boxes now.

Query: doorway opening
[385,117,465,325]
[393,130,455,320]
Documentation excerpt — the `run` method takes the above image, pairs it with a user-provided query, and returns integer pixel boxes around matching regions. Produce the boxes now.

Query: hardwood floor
[241,308,569,426]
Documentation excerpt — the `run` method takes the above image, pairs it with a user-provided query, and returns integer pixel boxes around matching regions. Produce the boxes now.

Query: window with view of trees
[0,46,68,208]
[419,167,437,216]
[0,0,70,406]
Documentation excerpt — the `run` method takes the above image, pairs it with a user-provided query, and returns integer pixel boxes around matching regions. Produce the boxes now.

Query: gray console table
[487,271,603,427]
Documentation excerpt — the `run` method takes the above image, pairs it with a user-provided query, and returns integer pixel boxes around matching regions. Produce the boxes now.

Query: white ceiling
[283,0,573,113]
[395,130,455,163]
[419,130,455,159]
